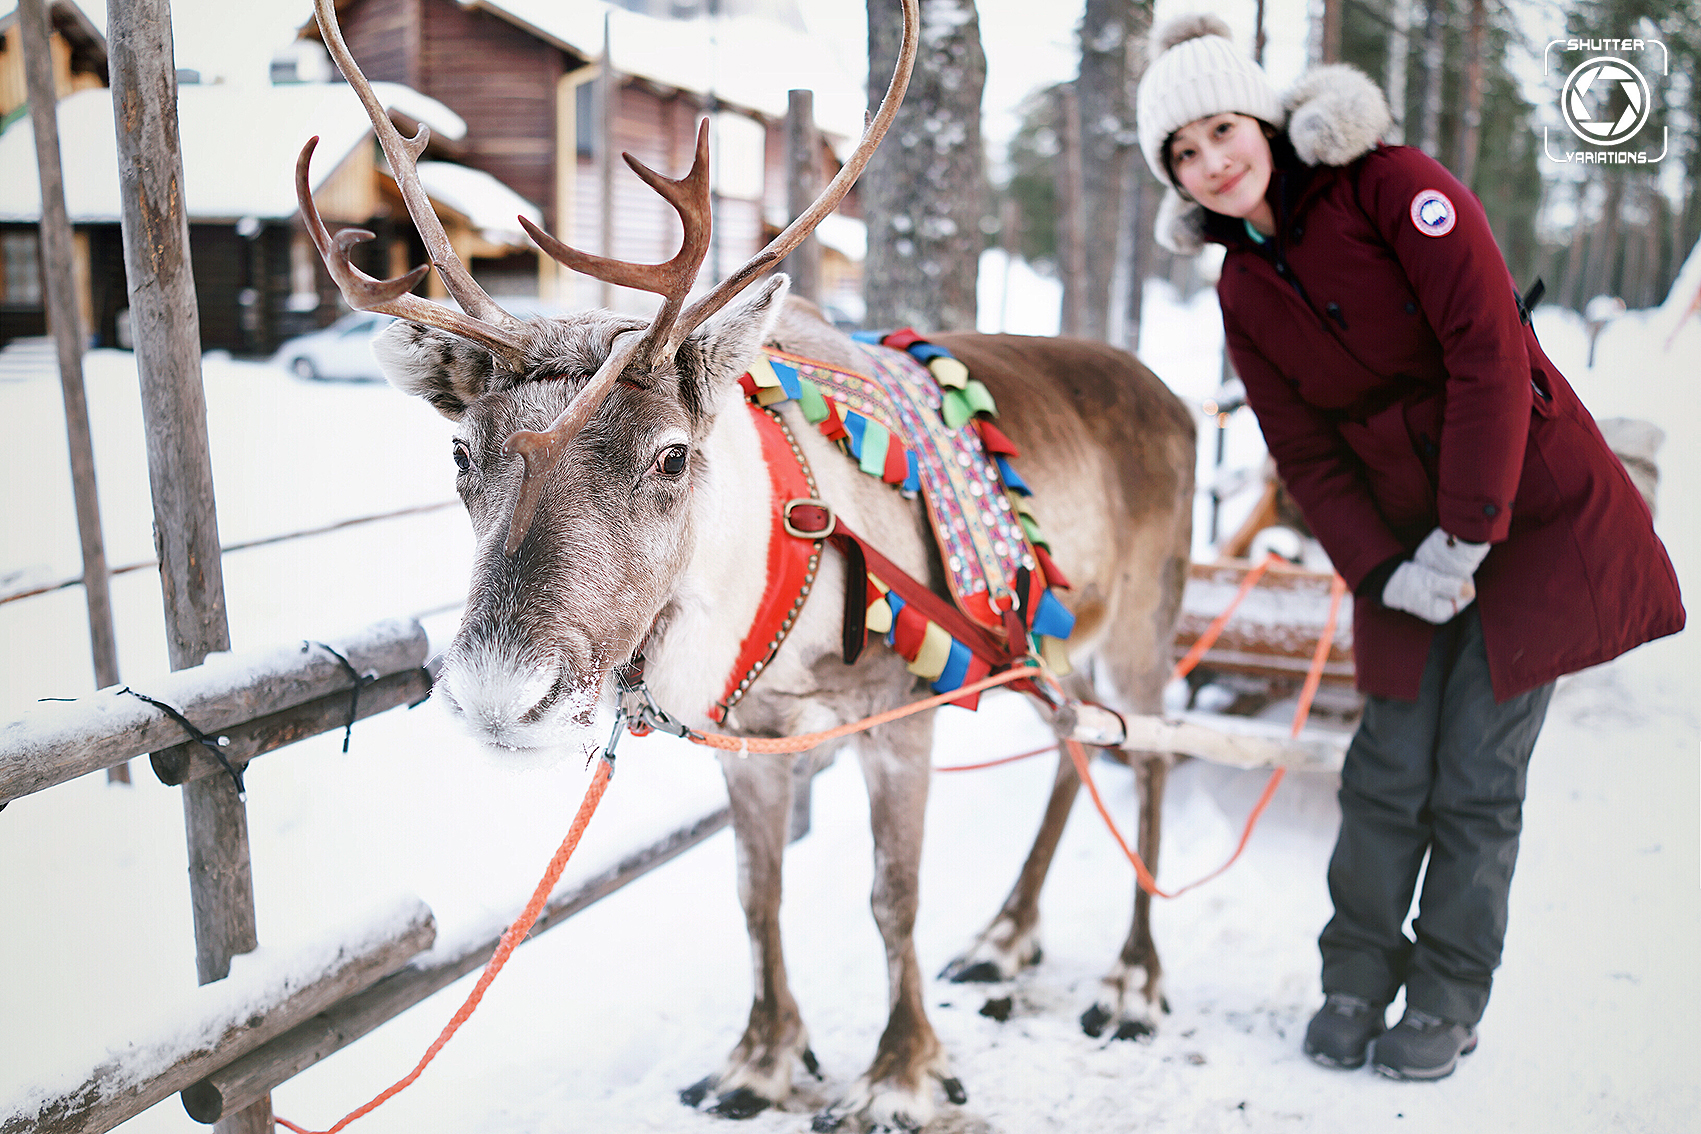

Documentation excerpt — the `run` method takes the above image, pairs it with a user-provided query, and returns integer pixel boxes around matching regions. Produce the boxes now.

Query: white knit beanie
[1136,14,1285,186]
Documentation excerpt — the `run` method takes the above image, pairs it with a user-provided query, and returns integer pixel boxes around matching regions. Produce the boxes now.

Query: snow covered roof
[415,160,540,246]
[0,80,472,224]
[813,212,864,260]
[466,0,866,142]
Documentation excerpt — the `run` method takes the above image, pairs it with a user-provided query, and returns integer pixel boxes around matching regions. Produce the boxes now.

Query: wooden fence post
[107,2,268,1130]
[20,0,126,783]
[777,89,821,304]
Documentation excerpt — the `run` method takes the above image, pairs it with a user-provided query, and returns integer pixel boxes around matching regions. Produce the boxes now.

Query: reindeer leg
[682,748,816,1118]
[814,712,962,1133]
[940,750,1082,984]
[1082,752,1172,1040]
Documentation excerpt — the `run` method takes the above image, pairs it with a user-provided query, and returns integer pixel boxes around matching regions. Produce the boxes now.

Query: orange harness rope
[1063,565,1347,898]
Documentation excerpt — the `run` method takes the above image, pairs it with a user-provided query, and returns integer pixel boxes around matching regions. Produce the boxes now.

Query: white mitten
[1412,526,1490,579]
[1382,560,1475,624]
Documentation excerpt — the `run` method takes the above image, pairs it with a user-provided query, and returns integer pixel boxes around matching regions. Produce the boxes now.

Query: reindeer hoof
[679,1076,716,1108]
[1113,1017,1156,1041]
[803,1047,824,1079]
[941,1076,968,1104]
[708,1088,773,1119]
[870,1118,923,1134]
[943,959,1005,984]
[1081,1003,1113,1037]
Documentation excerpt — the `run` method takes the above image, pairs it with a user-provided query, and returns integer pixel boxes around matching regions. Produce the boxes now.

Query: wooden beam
[19,0,123,727]
[149,668,432,787]
[0,902,436,1134]
[1,618,429,805]
[178,806,732,1123]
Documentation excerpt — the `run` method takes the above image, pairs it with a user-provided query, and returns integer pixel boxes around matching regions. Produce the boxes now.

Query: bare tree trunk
[1384,0,1410,142]
[1321,0,1345,63]
[1417,0,1448,158]
[1254,0,1268,65]
[1055,83,1086,337]
[778,89,822,303]
[1074,0,1141,342]
[1118,0,1156,349]
[1559,181,1589,310]
[1453,0,1485,188]
[1587,175,1626,301]
[108,2,266,1130]
[862,0,986,332]
[21,0,125,786]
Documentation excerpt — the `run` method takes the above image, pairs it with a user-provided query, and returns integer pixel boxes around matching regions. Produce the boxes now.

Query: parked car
[274,311,397,382]
[274,297,571,382]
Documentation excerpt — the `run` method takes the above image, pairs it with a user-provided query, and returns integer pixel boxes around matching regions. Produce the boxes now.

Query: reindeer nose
[442,652,563,741]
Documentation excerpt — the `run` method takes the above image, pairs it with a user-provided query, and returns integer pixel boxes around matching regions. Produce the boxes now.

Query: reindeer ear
[688,274,790,392]
[373,320,499,420]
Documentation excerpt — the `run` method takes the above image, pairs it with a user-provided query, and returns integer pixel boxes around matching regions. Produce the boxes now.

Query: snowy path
[1,291,1696,1133]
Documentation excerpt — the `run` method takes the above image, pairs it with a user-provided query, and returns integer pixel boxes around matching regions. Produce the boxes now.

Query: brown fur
[378,284,1195,1128]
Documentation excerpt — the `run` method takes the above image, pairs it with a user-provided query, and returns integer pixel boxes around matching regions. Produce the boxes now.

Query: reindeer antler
[499,0,921,554]
[296,0,530,371]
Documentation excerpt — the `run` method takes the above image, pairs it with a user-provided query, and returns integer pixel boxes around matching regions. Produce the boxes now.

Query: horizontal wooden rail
[180,805,733,1123]
[0,501,459,607]
[0,617,428,805]
[149,668,431,786]
[2,900,436,1134]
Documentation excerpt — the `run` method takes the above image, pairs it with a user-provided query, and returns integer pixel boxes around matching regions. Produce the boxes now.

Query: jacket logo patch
[1410,189,1456,237]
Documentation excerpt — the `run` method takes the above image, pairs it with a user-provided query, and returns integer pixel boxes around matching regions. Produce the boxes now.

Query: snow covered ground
[1,279,1697,1134]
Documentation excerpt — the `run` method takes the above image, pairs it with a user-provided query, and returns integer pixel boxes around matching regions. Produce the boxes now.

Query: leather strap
[710,405,823,723]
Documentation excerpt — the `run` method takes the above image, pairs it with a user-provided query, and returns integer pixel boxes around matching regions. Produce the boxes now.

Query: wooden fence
[0,614,735,1134]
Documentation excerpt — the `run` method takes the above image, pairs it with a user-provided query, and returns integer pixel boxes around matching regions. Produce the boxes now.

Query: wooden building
[0,0,866,354]
[312,0,868,317]
[0,0,106,345]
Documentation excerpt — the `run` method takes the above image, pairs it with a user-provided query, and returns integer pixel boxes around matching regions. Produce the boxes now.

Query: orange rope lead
[1171,552,1277,681]
[1291,573,1347,739]
[690,666,1038,756]
[1074,568,1345,899]
[276,756,615,1134]
[934,742,1057,773]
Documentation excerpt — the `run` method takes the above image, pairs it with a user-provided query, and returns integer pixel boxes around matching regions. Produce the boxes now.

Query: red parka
[1180,113,1683,701]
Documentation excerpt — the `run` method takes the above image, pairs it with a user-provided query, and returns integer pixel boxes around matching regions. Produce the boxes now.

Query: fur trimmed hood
[1156,64,1392,256]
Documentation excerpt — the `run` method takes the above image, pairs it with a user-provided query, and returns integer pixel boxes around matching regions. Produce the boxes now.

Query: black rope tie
[119,687,247,800]
[304,641,378,753]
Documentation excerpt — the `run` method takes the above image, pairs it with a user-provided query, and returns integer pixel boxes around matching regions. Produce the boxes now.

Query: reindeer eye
[452,441,472,473]
[657,443,688,476]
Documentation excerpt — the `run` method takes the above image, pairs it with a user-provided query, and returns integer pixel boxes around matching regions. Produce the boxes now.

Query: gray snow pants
[1319,604,1554,1027]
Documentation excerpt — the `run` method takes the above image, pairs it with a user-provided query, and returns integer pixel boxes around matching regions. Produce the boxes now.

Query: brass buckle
[782,498,833,539]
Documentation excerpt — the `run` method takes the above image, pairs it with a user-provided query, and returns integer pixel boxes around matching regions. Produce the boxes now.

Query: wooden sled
[1156,477,1362,771]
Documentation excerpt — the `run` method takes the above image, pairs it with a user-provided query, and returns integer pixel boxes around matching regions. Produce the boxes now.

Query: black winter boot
[1371,1009,1478,1080]
[1303,994,1387,1069]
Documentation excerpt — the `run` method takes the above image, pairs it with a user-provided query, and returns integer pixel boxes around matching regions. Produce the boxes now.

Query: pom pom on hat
[1148,12,1234,60]
[1136,14,1284,186]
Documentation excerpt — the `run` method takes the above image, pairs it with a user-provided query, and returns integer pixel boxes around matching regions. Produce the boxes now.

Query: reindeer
[297,0,1196,1127]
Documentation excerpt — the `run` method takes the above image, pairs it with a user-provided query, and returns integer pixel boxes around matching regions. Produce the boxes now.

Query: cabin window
[576,81,595,158]
[2,230,43,306]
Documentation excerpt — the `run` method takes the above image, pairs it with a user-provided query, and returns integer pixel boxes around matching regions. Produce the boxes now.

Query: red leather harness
[711,401,1041,723]
[709,404,824,723]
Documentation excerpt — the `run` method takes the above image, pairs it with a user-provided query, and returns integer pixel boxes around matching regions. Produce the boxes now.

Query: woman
[1134,16,1684,1080]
